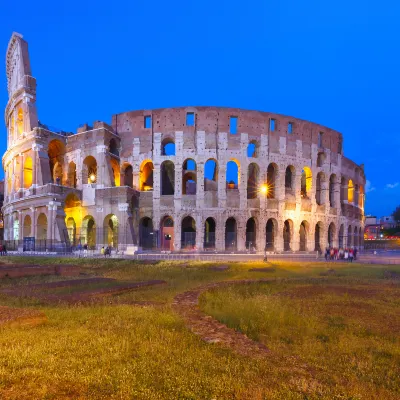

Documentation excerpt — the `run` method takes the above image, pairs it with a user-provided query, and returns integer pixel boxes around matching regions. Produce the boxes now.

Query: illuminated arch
[23,156,33,189]
[83,156,97,184]
[140,160,154,191]
[182,159,196,195]
[110,157,120,186]
[23,215,32,237]
[348,179,354,203]
[301,167,312,198]
[37,213,47,240]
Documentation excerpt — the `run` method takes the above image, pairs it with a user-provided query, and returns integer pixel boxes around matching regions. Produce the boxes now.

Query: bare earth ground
[0,257,398,399]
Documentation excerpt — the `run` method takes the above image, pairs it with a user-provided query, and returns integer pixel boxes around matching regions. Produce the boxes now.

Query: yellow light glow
[90,173,96,183]
[260,184,268,194]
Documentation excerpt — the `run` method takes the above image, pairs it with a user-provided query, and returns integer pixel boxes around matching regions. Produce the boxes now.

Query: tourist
[325,247,330,261]
[349,248,354,263]
[83,243,88,258]
[0,244,3,256]
[101,246,105,257]
[354,248,358,261]
[3,243,7,256]
[344,249,349,261]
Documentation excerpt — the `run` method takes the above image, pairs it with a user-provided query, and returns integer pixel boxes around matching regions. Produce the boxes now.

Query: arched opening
[110,158,120,186]
[23,215,32,237]
[65,192,81,209]
[348,179,354,203]
[82,215,96,248]
[301,167,312,198]
[245,218,257,250]
[247,141,258,158]
[315,222,323,252]
[182,159,197,195]
[359,185,364,209]
[181,216,196,249]
[83,156,97,184]
[104,214,119,248]
[225,217,237,251]
[160,161,175,195]
[161,138,175,156]
[267,163,277,199]
[285,165,295,193]
[37,213,47,241]
[354,226,358,248]
[123,164,133,188]
[247,163,259,199]
[339,224,344,248]
[347,225,353,247]
[226,160,239,189]
[109,138,119,157]
[204,217,216,249]
[283,220,292,251]
[23,156,33,189]
[161,216,174,251]
[140,161,154,191]
[67,162,77,188]
[17,107,23,135]
[204,159,218,191]
[328,223,336,248]
[299,221,309,251]
[13,219,19,240]
[329,174,336,207]
[66,217,76,245]
[316,172,326,205]
[48,140,65,184]
[317,152,326,167]
[139,217,153,250]
[265,219,277,251]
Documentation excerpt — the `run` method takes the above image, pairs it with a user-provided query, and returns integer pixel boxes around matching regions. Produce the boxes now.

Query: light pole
[260,183,268,262]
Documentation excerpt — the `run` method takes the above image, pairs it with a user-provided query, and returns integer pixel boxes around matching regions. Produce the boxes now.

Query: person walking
[83,243,88,258]
[344,249,349,261]
[349,248,354,263]
[101,246,105,257]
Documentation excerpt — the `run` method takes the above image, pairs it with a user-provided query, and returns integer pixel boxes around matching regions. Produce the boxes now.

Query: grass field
[0,257,399,399]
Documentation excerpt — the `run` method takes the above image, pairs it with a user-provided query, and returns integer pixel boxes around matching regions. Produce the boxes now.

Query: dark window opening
[288,122,293,134]
[270,119,276,132]
[144,115,152,129]
[186,112,195,126]
[230,116,238,134]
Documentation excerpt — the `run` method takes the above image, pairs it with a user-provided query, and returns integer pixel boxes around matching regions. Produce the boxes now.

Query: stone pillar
[237,217,246,251]
[215,216,225,251]
[292,222,300,252]
[218,163,227,208]
[30,207,36,238]
[239,162,247,210]
[19,153,24,191]
[174,216,181,251]
[117,203,129,251]
[195,214,204,251]
[257,216,265,253]
[196,162,205,209]
[96,144,112,188]
[275,220,284,252]
[18,211,23,242]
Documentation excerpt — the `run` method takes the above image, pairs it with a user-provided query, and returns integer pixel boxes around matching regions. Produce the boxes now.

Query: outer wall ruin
[2,33,365,253]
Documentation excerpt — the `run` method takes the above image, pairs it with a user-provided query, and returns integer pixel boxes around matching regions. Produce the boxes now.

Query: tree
[393,206,400,223]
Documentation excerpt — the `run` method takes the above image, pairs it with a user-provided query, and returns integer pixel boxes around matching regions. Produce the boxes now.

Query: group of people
[0,244,7,255]
[325,247,358,262]
[100,246,112,257]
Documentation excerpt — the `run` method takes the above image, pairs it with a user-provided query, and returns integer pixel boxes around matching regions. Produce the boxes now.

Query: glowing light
[260,184,268,195]
[89,173,96,183]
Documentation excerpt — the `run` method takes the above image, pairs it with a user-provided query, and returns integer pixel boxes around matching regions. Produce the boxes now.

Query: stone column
[237,217,246,251]
[195,214,204,251]
[196,162,205,209]
[275,220,284,252]
[215,216,225,251]
[19,153,24,191]
[30,207,36,238]
[118,203,129,251]
[239,162,247,210]
[217,162,227,208]
[174,215,181,251]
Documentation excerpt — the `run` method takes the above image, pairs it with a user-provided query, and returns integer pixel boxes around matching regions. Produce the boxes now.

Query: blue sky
[1,0,399,217]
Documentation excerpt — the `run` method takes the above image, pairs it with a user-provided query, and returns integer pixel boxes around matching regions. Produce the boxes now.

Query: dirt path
[172,279,272,358]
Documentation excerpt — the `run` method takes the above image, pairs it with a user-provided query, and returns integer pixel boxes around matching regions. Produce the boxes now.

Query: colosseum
[2,33,365,253]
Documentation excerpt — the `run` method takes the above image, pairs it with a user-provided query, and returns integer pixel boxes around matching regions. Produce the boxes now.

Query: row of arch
[139,216,364,251]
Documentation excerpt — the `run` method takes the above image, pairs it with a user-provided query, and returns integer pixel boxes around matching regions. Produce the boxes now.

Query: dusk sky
[1,0,399,217]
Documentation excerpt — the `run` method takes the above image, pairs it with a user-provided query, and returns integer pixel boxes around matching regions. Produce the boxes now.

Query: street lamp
[260,183,269,262]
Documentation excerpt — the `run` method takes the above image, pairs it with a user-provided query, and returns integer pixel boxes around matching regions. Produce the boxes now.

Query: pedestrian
[354,248,358,261]
[349,248,354,263]
[83,243,88,258]
[3,243,7,256]
[325,247,330,261]
[101,246,105,257]
[0,244,3,256]
[344,249,349,261]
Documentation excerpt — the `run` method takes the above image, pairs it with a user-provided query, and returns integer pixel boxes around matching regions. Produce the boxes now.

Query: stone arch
[315,222,323,252]
[285,165,295,192]
[283,219,293,251]
[329,174,336,207]
[267,163,277,199]
[266,218,278,251]
[83,156,97,184]
[82,215,96,248]
[13,217,19,240]
[16,107,23,135]
[301,167,312,198]
[347,225,353,247]
[139,217,153,249]
[109,138,119,157]
[23,215,32,237]
[122,163,133,188]
[247,140,258,158]
[247,163,260,199]
[66,217,76,245]
[299,220,310,251]
[359,185,364,209]
[339,224,344,248]
[110,157,120,186]
[348,179,354,203]
[161,216,174,251]
[226,160,239,189]
[160,160,175,195]
[140,160,154,191]
[161,137,175,156]
[204,159,218,191]
[317,152,326,167]
[245,217,257,250]
[104,214,119,248]
[48,139,65,184]
[181,216,196,249]
[328,222,336,248]
[37,213,47,241]
[64,192,81,209]
[225,217,237,251]
[23,156,33,189]
[182,159,197,195]
[67,162,77,188]
[316,172,326,205]
[204,217,216,249]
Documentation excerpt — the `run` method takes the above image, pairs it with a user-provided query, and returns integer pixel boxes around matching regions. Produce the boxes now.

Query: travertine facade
[2,33,365,252]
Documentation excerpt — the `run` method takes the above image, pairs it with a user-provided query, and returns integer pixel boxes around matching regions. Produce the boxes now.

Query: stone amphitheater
[2,32,365,253]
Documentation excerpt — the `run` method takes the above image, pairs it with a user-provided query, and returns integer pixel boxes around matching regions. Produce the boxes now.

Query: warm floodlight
[89,173,96,183]
[260,184,268,195]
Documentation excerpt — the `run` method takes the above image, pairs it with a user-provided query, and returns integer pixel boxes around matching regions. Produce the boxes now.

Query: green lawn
[0,257,399,399]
